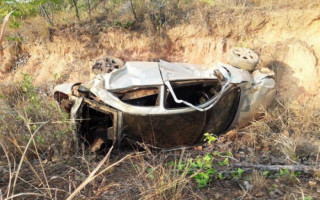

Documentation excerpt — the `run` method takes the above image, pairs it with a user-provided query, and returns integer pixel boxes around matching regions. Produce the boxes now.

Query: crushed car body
[54,58,276,150]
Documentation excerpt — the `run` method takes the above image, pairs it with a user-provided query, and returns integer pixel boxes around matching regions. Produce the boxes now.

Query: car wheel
[92,56,124,75]
[226,47,259,71]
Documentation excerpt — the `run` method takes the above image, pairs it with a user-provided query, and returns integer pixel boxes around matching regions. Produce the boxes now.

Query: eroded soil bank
[1,6,320,200]
[1,8,320,100]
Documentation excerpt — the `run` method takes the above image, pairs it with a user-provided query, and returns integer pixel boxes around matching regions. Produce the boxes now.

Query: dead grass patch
[237,92,320,165]
[132,148,195,200]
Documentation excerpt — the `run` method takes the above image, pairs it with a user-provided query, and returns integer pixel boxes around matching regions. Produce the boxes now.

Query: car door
[121,80,240,148]
[162,80,241,144]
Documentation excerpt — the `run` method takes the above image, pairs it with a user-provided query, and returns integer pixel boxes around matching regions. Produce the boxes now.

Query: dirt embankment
[1,8,319,99]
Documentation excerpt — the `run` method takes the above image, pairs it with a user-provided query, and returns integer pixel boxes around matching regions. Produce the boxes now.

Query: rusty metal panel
[122,111,206,148]
[84,98,118,143]
[107,127,115,140]
[121,88,159,100]
[202,85,241,136]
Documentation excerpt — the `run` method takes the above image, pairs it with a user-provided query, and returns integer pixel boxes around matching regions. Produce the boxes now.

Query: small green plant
[279,168,287,176]
[278,168,300,183]
[203,133,217,145]
[218,173,224,180]
[20,73,43,118]
[115,20,135,29]
[17,114,24,122]
[194,170,215,188]
[53,73,68,83]
[230,168,244,180]
[212,151,222,156]
[237,168,244,178]
[231,170,237,179]
[36,135,45,144]
[7,36,24,42]
[187,153,216,188]
[178,132,239,188]
[31,124,37,131]
[268,183,278,191]
[21,73,39,104]
[178,162,186,171]
[147,168,155,180]
[226,150,233,157]
[218,157,229,166]
[263,171,270,176]
[53,72,60,80]
[54,130,68,139]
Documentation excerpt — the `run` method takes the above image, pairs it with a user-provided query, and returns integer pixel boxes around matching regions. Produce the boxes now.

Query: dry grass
[238,92,320,166]
[251,170,268,192]
[0,78,194,199]
[215,0,320,9]
[0,82,74,155]
[1,74,320,199]
[132,148,194,200]
[0,84,135,199]
[1,1,320,199]
[0,80,74,199]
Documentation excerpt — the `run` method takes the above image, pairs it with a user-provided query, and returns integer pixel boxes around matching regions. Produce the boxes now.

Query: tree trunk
[129,0,138,22]
[40,5,54,26]
[86,0,92,22]
[72,0,80,21]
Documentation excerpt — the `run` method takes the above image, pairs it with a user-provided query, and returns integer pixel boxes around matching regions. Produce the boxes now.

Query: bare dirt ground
[1,4,320,200]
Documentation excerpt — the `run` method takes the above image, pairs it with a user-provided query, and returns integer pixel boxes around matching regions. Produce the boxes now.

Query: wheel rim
[105,57,122,73]
[232,48,258,63]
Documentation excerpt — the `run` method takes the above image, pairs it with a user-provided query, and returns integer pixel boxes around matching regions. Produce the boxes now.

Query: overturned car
[54,49,276,150]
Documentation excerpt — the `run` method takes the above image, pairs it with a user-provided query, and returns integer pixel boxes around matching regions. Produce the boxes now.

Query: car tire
[92,56,124,75]
[226,47,259,71]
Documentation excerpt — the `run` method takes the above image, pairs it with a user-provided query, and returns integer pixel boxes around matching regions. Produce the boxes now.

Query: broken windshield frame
[164,79,222,110]
[111,86,161,107]
[164,77,231,111]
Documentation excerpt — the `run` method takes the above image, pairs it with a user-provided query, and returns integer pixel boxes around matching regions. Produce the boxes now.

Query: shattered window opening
[112,87,160,107]
[164,80,222,109]
[79,104,114,151]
